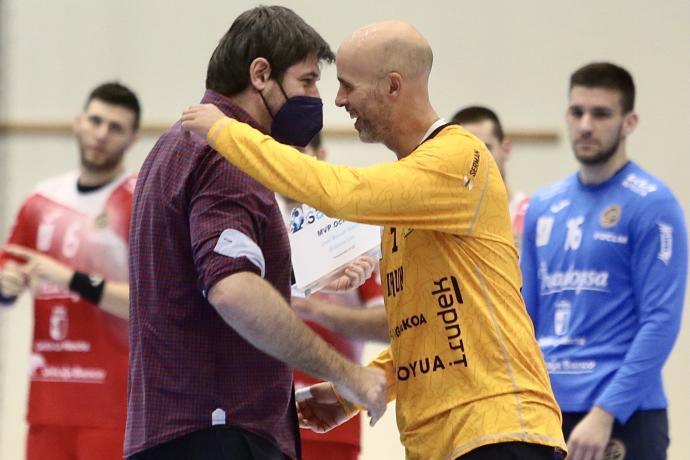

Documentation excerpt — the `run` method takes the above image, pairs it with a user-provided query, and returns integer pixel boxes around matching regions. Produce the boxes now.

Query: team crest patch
[603,438,626,460]
[94,212,109,229]
[600,205,621,228]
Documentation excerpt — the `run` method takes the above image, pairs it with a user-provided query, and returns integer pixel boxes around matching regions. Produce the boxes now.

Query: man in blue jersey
[521,62,687,460]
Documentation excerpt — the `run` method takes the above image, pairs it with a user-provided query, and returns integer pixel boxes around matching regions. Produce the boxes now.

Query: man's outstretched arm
[208,271,388,425]
[3,244,129,319]
[181,106,495,235]
[292,297,388,342]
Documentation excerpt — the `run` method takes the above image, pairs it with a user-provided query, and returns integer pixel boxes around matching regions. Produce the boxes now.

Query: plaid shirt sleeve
[189,149,266,295]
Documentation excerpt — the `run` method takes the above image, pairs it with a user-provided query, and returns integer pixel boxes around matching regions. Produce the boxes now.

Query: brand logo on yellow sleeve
[463,150,481,190]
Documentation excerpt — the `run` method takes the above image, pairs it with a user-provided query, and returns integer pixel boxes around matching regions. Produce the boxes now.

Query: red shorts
[301,440,360,460]
[27,424,124,460]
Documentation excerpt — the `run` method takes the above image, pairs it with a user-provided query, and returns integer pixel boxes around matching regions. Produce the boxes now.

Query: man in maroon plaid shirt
[125,6,387,460]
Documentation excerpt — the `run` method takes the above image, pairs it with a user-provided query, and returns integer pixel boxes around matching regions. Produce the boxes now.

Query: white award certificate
[287,204,381,296]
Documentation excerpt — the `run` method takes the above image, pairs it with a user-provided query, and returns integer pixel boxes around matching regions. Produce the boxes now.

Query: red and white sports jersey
[0,171,135,429]
[509,191,530,249]
[294,271,384,448]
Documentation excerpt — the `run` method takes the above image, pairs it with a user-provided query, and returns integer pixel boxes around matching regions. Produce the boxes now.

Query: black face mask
[262,83,323,147]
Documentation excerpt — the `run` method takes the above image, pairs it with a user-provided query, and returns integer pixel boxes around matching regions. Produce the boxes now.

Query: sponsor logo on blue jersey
[622,173,657,197]
[539,263,609,295]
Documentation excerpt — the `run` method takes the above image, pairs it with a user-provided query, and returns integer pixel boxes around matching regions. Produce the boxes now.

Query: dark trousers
[458,442,565,460]
[129,426,291,460]
[563,409,669,460]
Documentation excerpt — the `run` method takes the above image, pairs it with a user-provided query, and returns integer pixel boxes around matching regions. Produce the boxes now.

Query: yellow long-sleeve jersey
[208,118,566,459]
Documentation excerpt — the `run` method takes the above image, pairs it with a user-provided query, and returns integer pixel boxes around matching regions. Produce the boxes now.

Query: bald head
[335,20,439,157]
[338,21,433,80]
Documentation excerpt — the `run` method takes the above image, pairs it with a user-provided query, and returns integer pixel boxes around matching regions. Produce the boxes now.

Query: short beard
[574,127,622,166]
[357,89,390,144]
[79,146,125,173]
[357,120,384,144]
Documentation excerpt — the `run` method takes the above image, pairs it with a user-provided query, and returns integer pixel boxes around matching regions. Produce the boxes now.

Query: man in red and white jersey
[0,82,140,460]
[451,106,530,245]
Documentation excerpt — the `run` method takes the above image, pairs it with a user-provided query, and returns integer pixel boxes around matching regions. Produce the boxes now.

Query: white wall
[1,1,689,458]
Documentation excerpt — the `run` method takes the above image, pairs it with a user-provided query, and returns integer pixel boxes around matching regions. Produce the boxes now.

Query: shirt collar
[201,89,266,134]
[420,118,447,144]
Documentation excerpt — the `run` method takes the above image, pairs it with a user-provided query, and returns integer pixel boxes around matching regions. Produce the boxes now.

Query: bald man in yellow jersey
[182,20,566,460]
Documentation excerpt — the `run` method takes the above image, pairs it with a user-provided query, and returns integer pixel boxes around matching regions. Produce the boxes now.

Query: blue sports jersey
[521,161,687,423]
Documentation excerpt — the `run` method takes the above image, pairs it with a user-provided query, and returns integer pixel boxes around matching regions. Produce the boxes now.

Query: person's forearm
[209,272,358,383]
[99,281,129,319]
[595,319,680,422]
[311,300,389,343]
[64,270,129,319]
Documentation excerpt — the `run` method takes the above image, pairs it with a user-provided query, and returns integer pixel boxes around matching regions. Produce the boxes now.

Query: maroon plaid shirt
[125,90,297,458]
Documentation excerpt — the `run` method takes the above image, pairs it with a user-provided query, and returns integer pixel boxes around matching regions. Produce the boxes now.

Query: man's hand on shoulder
[181,104,227,141]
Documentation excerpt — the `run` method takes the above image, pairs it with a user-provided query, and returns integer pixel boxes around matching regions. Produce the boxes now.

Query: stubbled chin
[357,132,378,144]
[575,146,597,156]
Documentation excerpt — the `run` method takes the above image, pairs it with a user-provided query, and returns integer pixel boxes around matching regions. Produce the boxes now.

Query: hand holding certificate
[288,203,381,296]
